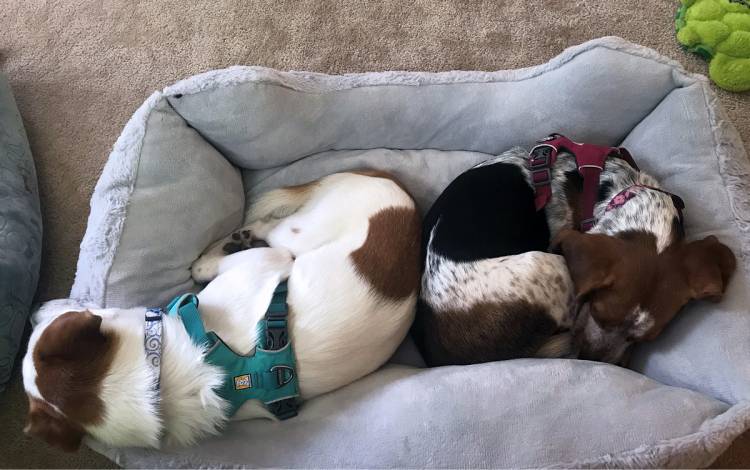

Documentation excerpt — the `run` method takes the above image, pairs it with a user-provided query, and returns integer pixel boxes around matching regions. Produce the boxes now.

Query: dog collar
[528,133,640,231]
[605,183,686,225]
[144,308,165,392]
[164,282,299,420]
[144,306,166,441]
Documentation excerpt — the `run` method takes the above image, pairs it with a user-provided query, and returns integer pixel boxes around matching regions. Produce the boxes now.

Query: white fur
[630,307,656,340]
[422,222,575,327]
[25,304,228,448]
[195,173,417,398]
[24,172,418,449]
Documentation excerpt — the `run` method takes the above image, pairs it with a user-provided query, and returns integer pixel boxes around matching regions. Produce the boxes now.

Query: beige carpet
[0,0,748,467]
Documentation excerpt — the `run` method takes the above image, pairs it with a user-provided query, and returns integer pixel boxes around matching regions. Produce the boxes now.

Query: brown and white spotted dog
[414,142,736,366]
[23,171,421,451]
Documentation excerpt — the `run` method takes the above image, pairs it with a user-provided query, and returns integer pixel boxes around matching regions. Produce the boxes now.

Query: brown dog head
[23,310,117,452]
[552,229,736,363]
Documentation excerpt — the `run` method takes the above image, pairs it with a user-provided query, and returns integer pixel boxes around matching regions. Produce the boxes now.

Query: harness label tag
[234,374,252,390]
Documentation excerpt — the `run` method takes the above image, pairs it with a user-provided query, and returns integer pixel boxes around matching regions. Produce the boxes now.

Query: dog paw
[190,255,220,283]
[222,230,259,254]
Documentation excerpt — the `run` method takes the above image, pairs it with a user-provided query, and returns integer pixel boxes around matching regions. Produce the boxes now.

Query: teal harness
[152,281,300,420]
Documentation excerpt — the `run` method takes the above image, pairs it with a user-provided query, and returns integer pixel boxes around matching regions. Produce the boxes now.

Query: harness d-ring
[270,365,295,387]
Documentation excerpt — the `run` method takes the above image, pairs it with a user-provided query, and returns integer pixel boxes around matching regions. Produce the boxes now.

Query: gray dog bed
[72,37,750,468]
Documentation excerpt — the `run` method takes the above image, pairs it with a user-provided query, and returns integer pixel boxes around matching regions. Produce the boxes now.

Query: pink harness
[528,134,641,231]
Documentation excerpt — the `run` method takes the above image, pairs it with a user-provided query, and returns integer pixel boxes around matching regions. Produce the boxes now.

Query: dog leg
[198,181,321,261]
[191,246,293,283]
[243,181,320,239]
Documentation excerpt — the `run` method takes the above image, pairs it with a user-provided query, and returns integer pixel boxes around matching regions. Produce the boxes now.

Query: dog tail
[245,180,320,224]
[534,332,573,359]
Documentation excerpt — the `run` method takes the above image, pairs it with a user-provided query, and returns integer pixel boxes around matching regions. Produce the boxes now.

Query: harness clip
[529,154,550,168]
[529,144,555,167]
[265,320,289,350]
[267,398,298,420]
[539,133,562,143]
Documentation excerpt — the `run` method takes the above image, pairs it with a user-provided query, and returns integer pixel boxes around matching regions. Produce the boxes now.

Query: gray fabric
[0,74,42,390]
[70,37,750,467]
[166,46,679,170]
[104,100,244,308]
[625,85,750,406]
[244,148,493,214]
[73,100,245,308]
[92,361,729,468]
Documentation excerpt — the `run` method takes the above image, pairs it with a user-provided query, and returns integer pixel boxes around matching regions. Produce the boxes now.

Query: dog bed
[72,37,750,468]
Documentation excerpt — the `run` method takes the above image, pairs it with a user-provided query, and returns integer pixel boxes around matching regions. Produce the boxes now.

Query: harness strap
[261,281,298,419]
[529,134,638,231]
[164,282,299,420]
[166,293,206,345]
[265,281,290,350]
[578,166,602,232]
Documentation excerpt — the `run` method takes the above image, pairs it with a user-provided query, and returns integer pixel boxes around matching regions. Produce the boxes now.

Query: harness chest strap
[528,134,640,231]
[145,281,300,422]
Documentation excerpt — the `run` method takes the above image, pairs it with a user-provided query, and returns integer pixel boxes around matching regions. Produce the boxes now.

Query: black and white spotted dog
[413,139,736,366]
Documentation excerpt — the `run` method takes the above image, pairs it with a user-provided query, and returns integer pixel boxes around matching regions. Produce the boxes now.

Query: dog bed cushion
[0,74,42,390]
[72,37,750,468]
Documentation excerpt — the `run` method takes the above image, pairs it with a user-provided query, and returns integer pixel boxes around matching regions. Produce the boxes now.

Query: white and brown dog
[414,136,736,366]
[23,171,420,451]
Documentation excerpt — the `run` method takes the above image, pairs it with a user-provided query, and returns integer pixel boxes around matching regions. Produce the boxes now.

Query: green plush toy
[676,0,750,92]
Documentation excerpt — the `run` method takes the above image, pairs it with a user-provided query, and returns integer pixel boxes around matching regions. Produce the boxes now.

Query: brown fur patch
[422,300,558,366]
[553,229,736,342]
[350,206,421,300]
[27,311,118,451]
[25,397,86,452]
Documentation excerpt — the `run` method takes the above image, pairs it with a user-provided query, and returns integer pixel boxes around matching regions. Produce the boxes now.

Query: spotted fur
[415,144,731,366]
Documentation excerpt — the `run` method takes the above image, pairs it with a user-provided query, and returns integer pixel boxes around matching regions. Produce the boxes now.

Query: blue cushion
[0,74,42,390]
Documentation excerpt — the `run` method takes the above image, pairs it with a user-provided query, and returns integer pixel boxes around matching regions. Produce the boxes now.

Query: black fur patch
[422,163,551,263]
[413,161,559,365]
[597,180,614,202]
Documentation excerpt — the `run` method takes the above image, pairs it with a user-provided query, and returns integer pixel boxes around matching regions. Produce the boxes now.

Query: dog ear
[25,398,85,452]
[29,310,113,442]
[35,311,106,363]
[550,229,616,300]
[682,236,736,302]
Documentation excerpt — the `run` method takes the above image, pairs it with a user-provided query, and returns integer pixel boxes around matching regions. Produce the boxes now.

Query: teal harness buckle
[166,281,300,420]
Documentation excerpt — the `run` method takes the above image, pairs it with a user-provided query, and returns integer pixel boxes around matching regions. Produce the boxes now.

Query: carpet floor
[1,0,748,467]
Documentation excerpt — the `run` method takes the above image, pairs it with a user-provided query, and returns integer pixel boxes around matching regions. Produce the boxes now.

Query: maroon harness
[528,134,641,231]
